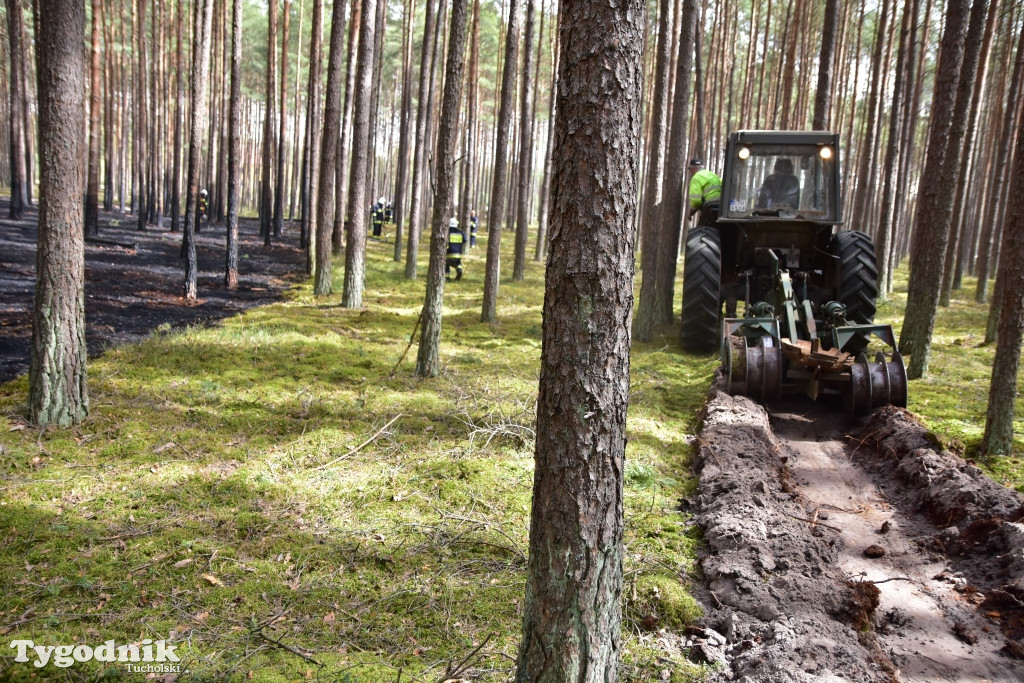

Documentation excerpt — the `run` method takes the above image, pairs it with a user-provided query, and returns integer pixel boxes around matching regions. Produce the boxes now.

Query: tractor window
[724,144,836,220]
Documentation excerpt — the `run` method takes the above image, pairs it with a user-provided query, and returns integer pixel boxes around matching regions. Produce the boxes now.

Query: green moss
[628,573,704,632]
[2,235,1017,679]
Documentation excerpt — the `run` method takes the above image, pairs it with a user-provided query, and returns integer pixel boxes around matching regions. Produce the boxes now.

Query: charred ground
[0,197,306,385]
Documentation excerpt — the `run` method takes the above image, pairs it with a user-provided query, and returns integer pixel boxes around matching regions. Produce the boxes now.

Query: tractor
[680,130,907,415]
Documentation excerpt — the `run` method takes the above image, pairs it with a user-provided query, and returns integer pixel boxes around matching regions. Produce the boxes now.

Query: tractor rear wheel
[833,230,878,324]
[681,226,722,353]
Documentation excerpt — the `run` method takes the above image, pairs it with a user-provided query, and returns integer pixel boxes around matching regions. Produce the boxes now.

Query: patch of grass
[1,236,1020,680]
[877,270,1024,486]
[0,235,711,681]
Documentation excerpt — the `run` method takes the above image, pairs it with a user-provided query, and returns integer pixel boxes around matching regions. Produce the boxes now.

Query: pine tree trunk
[511,0,536,282]
[342,0,379,308]
[899,0,976,378]
[391,0,416,261]
[334,0,362,256]
[30,0,88,427]
[301,0,323,272]
[514,0,642,677]
[171,0,185,232]
[260,0,278,242]
[313,0,347,295]
[941,0,1000,306]
[415,0,468,378]
[183,0,214,301]
[135,0,149,231]
[633,0,673,343]
[85,0,103,236]
[403,0,439,279]
[480,0,520,320]
[226,0,242,289]
[812,0,840,130]
[981,100,1024,455]
[975,18,1024,304]
[655,0,696,326]
[274,0,289,237]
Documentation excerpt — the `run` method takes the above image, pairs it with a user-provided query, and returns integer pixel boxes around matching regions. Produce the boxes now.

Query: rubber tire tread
[834,230,878,324]
[681,227,723,353]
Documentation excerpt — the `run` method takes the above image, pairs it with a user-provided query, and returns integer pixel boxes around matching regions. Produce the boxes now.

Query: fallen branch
[434,632,494,683]
[311,414,403,471]
[390,311,424,378]
[256,628,323,667]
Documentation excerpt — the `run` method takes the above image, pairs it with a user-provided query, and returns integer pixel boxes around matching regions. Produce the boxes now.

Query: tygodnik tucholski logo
[10,638,183,673]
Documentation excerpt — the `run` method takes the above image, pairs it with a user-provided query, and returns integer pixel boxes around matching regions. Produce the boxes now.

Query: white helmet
[378,196,386,204]
[448,217,458,228]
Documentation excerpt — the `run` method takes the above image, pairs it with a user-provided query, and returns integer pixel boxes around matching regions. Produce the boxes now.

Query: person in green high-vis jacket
[687,158,721,227]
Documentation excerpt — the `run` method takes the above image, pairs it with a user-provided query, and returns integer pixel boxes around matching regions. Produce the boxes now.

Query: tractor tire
[832,230,878,324]
[680,226,723,353]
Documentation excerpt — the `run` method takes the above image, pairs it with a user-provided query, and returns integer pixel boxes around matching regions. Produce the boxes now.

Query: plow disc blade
[725,337,783,404]
[845,351,908,416]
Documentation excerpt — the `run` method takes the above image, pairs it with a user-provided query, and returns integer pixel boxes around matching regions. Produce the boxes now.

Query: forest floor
[1,194,1023,681]
[0,196,306,385]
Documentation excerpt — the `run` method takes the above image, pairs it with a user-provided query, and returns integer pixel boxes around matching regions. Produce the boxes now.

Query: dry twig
[311,414,403,471]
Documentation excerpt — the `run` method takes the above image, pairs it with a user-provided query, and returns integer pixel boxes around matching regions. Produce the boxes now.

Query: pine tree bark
[30,0,88,427]
[183,0,214,301]
[391,0,416,261]
[313,0,347,295]
[981,98,1024,455]
[655,0,697,326]
[301,0,324,272]
[5,0,28,218]
[334,0,362,257]
[941,0,1000,305]
[534,17,557,262]
[135,0,149,231]
[876,0,915,298]
[512,0,536,282]
[341,0,379,308]
[480,0,520,321]
[633,0,673,343]
[273,0,290,238]
[403,0,439,279]
[514,0,643,677]
[260,0,278,242]
[85,0,103,237]
[226,0,242,289]
[975,17,1024,304]
[170,0,185,233]
[812,0,840,130]
[898,0,971,378]
[415,0,468,378]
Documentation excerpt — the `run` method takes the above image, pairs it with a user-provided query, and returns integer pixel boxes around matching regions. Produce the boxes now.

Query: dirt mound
[685,381,1024,681]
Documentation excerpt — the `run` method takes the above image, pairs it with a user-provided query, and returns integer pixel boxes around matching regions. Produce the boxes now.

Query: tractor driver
[757,158,801,211]
[687,159,721,227]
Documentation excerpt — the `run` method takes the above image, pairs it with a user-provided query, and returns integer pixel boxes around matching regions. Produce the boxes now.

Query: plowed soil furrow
[687,383,1024,682]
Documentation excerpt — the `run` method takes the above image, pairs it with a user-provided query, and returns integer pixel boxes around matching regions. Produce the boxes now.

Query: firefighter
[371,197,386,239]
[468,208,479,247]
[446,217,465,281]
[198,189,209,223]
[687,159,721,227]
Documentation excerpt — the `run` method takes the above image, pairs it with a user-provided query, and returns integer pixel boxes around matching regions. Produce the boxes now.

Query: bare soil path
[0,197,306,385]
[686,383,1024,681]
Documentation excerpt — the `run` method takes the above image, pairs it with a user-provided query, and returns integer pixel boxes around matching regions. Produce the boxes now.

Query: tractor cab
[720,131,841,223]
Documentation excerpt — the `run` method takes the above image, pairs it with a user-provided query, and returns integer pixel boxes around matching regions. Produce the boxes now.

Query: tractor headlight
[737,146,750,160]
[819,146,833,160]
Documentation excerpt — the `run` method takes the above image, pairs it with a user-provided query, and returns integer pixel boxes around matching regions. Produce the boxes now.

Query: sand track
[685,382,1024,682]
